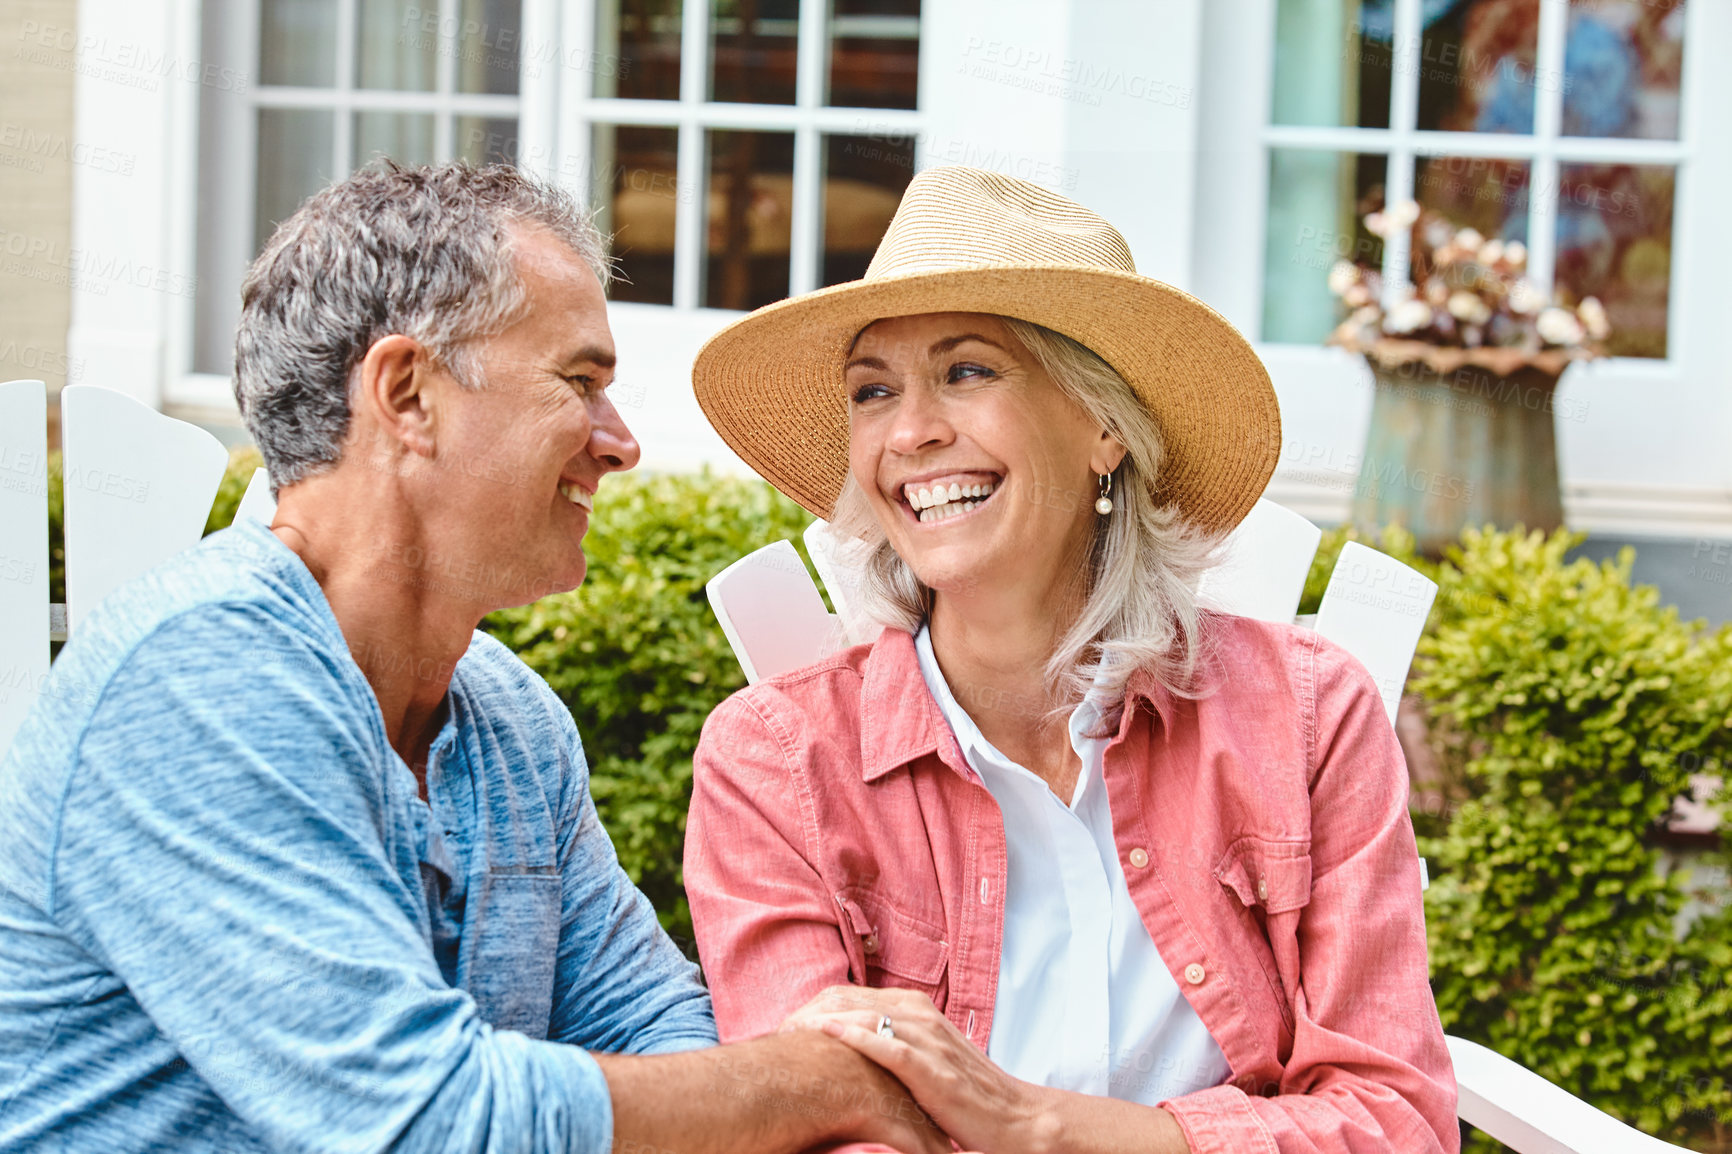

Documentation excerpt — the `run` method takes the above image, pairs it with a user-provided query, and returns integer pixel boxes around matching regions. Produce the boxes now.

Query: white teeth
[559,481,593,511]
[905,478,1000,522]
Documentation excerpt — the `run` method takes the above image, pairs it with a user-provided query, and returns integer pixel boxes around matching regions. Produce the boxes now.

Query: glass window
[1563,0,1685,139]
[254,109,335,251]
[827,0,920,110]
[1552,163,1674,357]
[357,0,436,91]
[1271,0,1390,129]
[821,133,914,286]
[592,125,680,305]
[260,0,336,87]
[196,0,527,375]
[596,0,683,100]
[1414,0,1540,135]
[709,0,799,105]
[703,130,794,309]
[1260,0,1685,359]
[457,0,522,96]
[1261,150,1387,344]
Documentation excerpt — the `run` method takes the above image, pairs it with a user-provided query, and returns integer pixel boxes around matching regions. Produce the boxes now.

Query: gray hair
[235,161,609,491]
[830,317,1222,725]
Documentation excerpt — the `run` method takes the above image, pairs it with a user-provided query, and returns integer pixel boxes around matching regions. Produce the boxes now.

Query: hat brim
[691,264,1280,536]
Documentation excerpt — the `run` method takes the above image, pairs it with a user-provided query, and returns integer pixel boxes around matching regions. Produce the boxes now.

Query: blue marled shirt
[0,516,716,1152]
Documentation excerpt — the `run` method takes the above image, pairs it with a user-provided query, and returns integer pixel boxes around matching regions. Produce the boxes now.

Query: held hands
[781,986,1054,1154]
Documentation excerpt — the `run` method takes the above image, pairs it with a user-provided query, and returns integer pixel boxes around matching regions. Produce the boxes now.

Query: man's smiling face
[420,224,640,606]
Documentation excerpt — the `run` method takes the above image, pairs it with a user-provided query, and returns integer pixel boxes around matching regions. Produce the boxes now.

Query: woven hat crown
[864,167,1138,281]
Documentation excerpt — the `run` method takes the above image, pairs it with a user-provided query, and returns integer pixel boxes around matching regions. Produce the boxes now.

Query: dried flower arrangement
[1326,199,1609,374]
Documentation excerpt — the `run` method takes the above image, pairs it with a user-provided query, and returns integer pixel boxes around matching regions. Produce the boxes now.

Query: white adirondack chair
[705,499,1692,1154]
[0,379,276,759]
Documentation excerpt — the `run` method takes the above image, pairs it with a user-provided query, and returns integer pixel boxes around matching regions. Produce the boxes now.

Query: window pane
[1270,0,1389,129]
[596,0,682,100]
[703,130,794,309]
[592,125,679,305]
[356,111,435,167]
[357,0,436,90]
[456,116,518,165]
[1563,0,1685,140]
[710,0,798,105]
[254,109,335,252]
[457,0,522,95]
[821,134,912,287]
[1553,163,1673,358]
[1413,155,1530,246]
[827,0,920,110]
[261,0,337,87]
[1415,0,1541,134]
[1261,149,1387,344]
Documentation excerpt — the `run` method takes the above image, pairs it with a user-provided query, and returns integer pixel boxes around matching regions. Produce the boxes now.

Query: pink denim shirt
[685,615,1459,1154]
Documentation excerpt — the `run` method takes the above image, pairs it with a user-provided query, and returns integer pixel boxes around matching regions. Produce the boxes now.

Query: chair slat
[1448,1035,1690,1152]
[0,380,51,759]
[1313,542,1438,724]
[234,467,277,525]
[1197,498,1323,623]
[706,541,844,685]
[60,386,229,633]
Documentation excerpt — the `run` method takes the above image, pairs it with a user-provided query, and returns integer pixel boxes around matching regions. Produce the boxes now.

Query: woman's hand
[780,986,1057,1154]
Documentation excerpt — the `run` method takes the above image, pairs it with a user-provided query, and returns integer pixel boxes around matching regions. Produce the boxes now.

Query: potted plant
[1326,200,1608,556]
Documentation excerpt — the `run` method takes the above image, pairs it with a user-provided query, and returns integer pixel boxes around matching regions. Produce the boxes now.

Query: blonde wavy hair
[829,317,1224,727]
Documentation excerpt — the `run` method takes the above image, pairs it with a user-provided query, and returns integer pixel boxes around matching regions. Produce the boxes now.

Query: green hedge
[1304,522,1732,1149]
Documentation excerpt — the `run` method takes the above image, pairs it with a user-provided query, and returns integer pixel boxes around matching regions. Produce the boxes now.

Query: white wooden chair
[0,379,276,759]
[705,498,1692,1154]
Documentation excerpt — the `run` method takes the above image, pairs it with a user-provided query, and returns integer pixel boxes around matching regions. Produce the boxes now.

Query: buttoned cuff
[1159,1084,1279,1154]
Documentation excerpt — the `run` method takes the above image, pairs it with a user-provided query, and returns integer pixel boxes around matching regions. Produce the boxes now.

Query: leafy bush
[1412,528,1732,1150]
[480,471,814,952]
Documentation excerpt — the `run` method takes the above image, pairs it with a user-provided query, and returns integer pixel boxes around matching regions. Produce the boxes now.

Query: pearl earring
[1095,472,1114,516]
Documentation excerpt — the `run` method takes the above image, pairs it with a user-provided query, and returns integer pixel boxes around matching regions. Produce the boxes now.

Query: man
[0,163,945,1154]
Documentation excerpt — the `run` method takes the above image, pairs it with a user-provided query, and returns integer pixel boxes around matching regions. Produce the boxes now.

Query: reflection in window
[357,0,436,91]
[1413,155,1530,246]
[827,0,920,110]
[1261,150,1388,344]
[704,130,794,309]
[710,0,799,105]
[592,125,680,305]
[261,0,337,86]
[457,0,523,95]
[1415,0,1540,135]
[1552,164,1673,357]
[597,0,682,100]
[1563,0,1685,140]
[254,109,335,251]
[456,116,517,166]
[1270,0,1390,129]
[821,134,913,287]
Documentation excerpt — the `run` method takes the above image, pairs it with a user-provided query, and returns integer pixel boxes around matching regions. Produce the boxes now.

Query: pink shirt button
[1128,847,1150,869]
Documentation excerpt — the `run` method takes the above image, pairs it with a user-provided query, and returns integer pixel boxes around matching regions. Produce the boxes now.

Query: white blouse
[913,626,1231,1105]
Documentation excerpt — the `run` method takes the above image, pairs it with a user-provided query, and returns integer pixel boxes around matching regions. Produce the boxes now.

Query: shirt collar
[858,627,969,784]
[858,624,1178,782]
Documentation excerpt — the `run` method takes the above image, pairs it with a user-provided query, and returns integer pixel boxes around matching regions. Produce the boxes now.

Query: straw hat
[691,165,1280,535]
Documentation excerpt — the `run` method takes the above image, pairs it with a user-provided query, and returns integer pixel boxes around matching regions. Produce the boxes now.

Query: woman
[683,166,1457,1153]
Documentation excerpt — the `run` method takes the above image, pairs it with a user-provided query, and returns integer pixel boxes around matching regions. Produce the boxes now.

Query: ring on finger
[876,1014,895,1040]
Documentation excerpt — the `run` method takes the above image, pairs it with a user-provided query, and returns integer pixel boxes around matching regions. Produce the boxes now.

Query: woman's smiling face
[845,312,1124,599]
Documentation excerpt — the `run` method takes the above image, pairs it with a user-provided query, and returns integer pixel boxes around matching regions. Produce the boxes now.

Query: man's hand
[596,1028,953,1154]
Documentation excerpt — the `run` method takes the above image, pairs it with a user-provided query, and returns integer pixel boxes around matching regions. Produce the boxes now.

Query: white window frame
[1191,0,1732,536]
[553,0,925,311]
[164,0,562,411]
